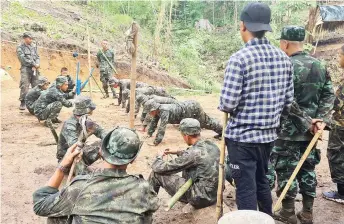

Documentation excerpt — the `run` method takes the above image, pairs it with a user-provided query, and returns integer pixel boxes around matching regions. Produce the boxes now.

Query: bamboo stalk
[87,25,92,99]
[129,22,139,129]
[215,112,229,221]
[165,179,193,211]
[273,124,326,212]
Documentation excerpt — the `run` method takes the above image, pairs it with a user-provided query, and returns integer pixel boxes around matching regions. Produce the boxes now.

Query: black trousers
[226,138,273,216]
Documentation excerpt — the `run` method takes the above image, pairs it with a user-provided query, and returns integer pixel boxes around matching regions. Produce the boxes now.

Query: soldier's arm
[153,111,169,145]
[63,123,79,147]
[57,94,73,108]
[96,51,101,62]
[333,84,344,112]
[151,150,199,174]
[147,115,160,136]
[16,46,34,66]
[315,69,335,123]
[289,101,313,133]
[92,124,108,140]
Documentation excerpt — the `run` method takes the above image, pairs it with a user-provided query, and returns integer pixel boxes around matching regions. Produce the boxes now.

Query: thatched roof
[319,5,344,22]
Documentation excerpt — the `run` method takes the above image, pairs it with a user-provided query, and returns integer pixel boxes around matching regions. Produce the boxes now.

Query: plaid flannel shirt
[219,37,294,143]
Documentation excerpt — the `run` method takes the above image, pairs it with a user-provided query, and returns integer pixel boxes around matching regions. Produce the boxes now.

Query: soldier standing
[17,32,40,110]
[271,26,335,224]
[97,40,117,99]
[33,127,159,223]
[323,44,344,204]
[149,118,219,211]
[25,76,50,115]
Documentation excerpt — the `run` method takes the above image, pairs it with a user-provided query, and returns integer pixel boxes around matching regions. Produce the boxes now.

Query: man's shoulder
[195,139,220,150]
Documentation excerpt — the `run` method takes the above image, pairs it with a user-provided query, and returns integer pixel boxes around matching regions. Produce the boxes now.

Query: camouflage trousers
[268,139,320,198]
[36,101,63,121]
[148,172,214,208]
[327,124,344,184]
[100,72,116,97]
[19,67,40,101]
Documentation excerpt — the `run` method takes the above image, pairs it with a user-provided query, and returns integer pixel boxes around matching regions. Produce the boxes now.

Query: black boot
[297,194,314,224]
[19,101,26,110]
[274,198,297,224]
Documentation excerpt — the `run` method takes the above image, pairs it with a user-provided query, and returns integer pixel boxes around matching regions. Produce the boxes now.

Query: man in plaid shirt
[219,2,294,215]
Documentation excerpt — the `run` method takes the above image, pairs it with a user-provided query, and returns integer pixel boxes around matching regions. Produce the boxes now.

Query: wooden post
[87,25,92,98]
[129,22,139,128]
[216,112,229,221]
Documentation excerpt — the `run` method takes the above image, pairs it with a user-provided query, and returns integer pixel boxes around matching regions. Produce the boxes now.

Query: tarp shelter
[306,5,344,44]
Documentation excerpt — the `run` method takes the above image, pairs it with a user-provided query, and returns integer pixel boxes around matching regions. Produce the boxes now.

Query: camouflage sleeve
[334,84,344,112]
[289,101,312,133]
[96,50,101,62]
[63,123,79,147]
[315,69,335,123]
[153,111,169,145]
[147,115,160,136]
[16,46,34,67]
[151,150,199,174]
[56,94,73,108]
[93,124,108,140]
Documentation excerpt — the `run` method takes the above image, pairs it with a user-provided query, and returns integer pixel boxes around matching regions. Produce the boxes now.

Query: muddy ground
[1,80,344,224]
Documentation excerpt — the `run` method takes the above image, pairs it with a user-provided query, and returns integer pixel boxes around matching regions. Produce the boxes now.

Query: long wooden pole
[87,25,92,99]
[129,22,139,128]
[165,179,193,211]
[215,112,229,221]
[273,124,326,212]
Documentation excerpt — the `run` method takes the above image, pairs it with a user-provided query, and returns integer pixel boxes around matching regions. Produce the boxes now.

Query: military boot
[274,198,297,224]
[19,101,26,110]
[51,118,62,123]
[297,194,314,224]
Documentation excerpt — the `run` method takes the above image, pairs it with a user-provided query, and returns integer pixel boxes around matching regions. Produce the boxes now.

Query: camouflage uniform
[50,75,75,93]
[97,49,116,98]
[147,100,223,145]
[116,79,148,107]
[34,77,74,121]
[270,26,335,223]
[33,127,159,224]
[25,76,50,115]
[149,118,220,208]
[17,32,40,102]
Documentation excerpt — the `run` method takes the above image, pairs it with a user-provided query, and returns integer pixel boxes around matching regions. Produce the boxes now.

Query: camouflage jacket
[34,86,74,117]
[279,51,335,141]
[33,169,159,224]
[141,96,177,115]
[152,139,219,204]
[16,43,40,68]
[118,82,149,106]
[97,49,115,74]
[333,78,344,126]
[25,85,44,109]
[50,75,75,93]
[56,115,107,161]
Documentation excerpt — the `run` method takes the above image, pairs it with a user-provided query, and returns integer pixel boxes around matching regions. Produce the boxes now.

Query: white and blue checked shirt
[219,37,294,143]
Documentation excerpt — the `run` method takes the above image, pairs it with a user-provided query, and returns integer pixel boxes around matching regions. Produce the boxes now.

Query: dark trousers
[226,138,273,216]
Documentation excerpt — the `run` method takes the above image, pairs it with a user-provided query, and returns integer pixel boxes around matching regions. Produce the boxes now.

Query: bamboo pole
[129,22,139,129]
[215,112,229,221]
[273,123,326,212]
[87,25,92,99]
[165,179,193,211]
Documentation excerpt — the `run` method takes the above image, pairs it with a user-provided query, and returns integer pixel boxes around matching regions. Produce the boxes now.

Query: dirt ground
[1,79,344,224]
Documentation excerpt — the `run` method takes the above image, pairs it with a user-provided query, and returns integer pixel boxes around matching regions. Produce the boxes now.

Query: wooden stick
[87,25,92,99]
[129,22,139,129]
[165,178,193,211]
[215,112,229,221]
[100,49,118,74]
[273,123,326,212]
[67,158,77,184]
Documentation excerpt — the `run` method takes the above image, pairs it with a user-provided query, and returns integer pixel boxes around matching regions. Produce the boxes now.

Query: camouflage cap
[109,77,119,85]
[37,76,50,86]
[73,95,96,115]
[179,118,201,135]
[55,76,68,87]
[101,127,142,165]
[146,100,161,112]
[278,26,305,41]
[23,32,33,39]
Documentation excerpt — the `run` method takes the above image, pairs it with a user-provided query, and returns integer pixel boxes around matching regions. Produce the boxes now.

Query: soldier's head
[55,76,69,92]
[339,45,344,69]
[61,67,68,75]
[239,2,272,43]
[101,39,109,50]
[37,76,50,90]
[22,32,33,45]
[279,26,305,56]
[147,100,161,117]
[73,95,96,116]
[100,127,142,168]
[179,118,201,146]
[109,77,119,88]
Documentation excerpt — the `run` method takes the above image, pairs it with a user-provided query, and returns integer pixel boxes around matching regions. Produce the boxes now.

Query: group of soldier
[12,2,344,224]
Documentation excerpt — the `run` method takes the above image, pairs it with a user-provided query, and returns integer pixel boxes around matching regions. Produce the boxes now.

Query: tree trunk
[153,0,166,57]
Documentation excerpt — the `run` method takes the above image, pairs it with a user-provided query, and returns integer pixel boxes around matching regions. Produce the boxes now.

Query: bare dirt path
[1,80,343,224]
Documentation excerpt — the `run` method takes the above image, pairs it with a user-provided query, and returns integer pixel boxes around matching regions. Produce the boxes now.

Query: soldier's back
[34,87,61,115]
[25,86,42,106]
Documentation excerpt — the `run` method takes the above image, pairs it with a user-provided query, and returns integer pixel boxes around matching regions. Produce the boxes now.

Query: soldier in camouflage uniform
[17,32,40,110]
[271,26,335,224]
[33,127,159,224]
[50,67,75,94]
[25,76,50,115]
[56,96,107,163]
[146,100,223,145]
[149,118,219,210]
[34,76,75,127]
[97,40,117,99]
[323,45,344,204]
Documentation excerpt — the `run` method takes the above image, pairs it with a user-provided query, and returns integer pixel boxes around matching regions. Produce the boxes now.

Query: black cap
[240,2,272,32]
